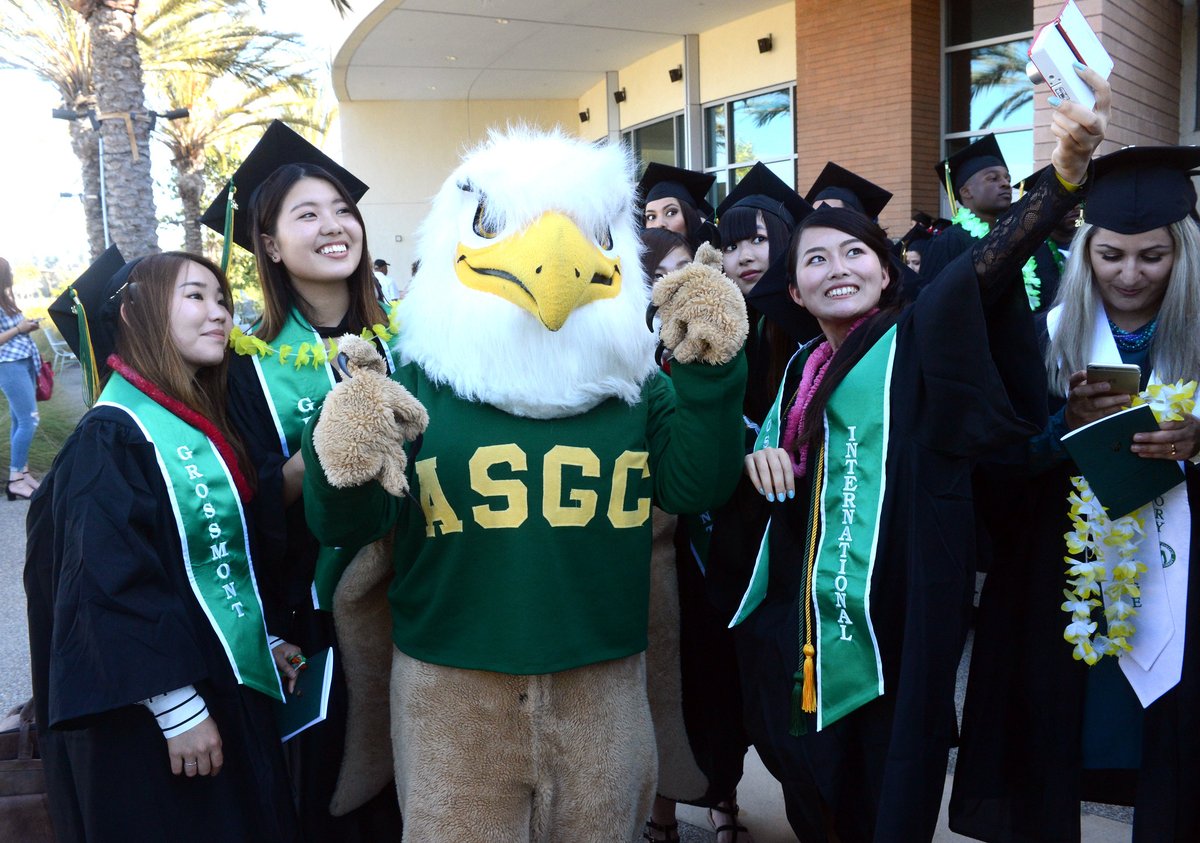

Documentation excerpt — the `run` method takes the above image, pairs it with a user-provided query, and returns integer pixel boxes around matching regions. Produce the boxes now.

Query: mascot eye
[472,200,500,240]
[597,226,613,251]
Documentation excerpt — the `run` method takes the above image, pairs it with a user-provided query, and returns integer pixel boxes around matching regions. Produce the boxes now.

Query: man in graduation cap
[638,161,719,249]
[952,143,1200,842]
[920,134,1060,311]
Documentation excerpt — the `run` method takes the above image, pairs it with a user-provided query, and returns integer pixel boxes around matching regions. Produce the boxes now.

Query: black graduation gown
[227,347,404,841]
[950,355,1200,841]
[714,167,1079,843]
[23,407,298,843]
[918,224,1060,314]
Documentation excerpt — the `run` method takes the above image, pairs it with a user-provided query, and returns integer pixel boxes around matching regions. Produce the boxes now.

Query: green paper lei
[951,207,1041,310]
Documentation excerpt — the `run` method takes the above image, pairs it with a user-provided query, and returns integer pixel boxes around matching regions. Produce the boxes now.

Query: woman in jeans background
[0,256,41,501]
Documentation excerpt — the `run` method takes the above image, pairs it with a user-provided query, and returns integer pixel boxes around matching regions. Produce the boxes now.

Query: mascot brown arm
[651,242,749,366]
[311,334,429,497]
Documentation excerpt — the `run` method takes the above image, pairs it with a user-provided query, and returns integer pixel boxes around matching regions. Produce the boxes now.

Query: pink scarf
[780,310,878,478]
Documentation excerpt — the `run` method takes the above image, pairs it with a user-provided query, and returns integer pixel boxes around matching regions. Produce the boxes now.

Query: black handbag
[0,699,55,842]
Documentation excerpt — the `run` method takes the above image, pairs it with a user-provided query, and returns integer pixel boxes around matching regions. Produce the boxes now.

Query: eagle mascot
[300,126,748,841]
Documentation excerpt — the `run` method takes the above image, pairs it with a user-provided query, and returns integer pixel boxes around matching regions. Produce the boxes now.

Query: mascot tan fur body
[302,127,747,842]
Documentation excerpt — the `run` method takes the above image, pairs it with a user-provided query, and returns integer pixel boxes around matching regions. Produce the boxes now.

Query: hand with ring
[271,638,305,695]
[166,717,223,777]
[1132,414,1200,461]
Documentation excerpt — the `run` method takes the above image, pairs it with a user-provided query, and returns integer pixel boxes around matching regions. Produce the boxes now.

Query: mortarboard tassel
[943,161,959,219]
[220,178,236,274]
[71,288,102,407]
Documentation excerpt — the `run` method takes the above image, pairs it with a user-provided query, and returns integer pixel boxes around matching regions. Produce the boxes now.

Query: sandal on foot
[709,804,751,843]
[643,818,680,842]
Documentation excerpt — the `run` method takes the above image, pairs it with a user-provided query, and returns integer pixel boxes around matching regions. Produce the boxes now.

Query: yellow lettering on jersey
[608,450,650,528]
[414,457,464,537]
[469,444,529,529]
[543,445,600,527]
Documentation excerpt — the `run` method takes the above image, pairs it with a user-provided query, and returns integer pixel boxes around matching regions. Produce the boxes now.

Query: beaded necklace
[1108,317,1157,352]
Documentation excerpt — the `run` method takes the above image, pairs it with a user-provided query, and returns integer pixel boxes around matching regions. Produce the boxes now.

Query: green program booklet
[1061,404,1185,518]
[274,646,334,742]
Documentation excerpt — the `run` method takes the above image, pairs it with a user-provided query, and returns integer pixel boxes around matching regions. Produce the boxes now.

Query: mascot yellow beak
[454,212,622,331]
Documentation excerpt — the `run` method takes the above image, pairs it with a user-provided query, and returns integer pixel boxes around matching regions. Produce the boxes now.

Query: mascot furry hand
[305,126,747,842]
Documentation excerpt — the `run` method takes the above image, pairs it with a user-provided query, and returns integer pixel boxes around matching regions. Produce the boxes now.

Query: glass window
[946,39,1034,134]
[703,86,796,210]
[624,115,681,169]
[942,1,1034,217]
[947,0,1032,46]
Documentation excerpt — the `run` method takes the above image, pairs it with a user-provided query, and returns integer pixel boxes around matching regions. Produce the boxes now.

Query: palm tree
[972,42,1034,130]
[141,0,323,254]
[1,0,326,260]
[64,0,159,257]
[0,1,106,257]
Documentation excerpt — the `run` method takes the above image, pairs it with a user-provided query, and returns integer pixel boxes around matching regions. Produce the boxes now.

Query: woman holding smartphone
[952,146,1200,842]
[0,256,42,500]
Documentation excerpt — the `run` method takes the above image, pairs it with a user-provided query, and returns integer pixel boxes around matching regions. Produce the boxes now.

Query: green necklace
[951,207,1042,310]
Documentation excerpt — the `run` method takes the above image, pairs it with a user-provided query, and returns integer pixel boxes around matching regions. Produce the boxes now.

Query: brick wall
[793,0,941,236]
[1033,0,1182,163]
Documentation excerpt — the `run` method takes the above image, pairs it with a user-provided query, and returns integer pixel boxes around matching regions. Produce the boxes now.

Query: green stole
[98,373,283,702]
[732,326,897,731]
[250,310,398,610]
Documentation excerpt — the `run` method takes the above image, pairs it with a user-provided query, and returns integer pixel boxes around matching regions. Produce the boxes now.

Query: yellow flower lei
[228,300,402,370]
[1062,380,1197,664]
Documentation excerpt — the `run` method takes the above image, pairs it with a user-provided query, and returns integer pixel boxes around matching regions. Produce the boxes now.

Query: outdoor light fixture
[668,66,683,83]
[148,107,190,130]
[613,88,627,104]
[757,35,773,53]
[579,108,590,123]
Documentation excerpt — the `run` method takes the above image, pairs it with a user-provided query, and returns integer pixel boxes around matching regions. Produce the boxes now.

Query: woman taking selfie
[721,70,1109,842]
[25,251,299,842]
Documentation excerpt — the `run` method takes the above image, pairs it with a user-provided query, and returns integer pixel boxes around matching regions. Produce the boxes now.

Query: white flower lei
[1062,380,1197,664]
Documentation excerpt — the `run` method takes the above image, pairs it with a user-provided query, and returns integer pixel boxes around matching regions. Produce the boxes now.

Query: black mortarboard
[936,134,1007,199]
[804,162,893,220]
[200,120,369,254]
[1084,146,1200,234]
[893,223,934,255]
[48,246,143,404]
[638,163,716,217]
[715,162,812,229]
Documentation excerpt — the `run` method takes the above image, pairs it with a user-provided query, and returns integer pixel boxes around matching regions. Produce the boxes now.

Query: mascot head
[399,126,657,419]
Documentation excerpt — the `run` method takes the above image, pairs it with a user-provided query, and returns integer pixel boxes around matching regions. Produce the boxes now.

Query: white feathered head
[398,126,658,419]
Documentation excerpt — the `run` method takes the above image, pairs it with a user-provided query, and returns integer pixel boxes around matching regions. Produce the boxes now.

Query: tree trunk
[68,119,107,260]
[85,1,159,256]
[176,157,204,256]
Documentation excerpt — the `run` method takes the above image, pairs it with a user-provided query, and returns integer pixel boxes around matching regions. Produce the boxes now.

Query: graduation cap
[200,120,369,257]
[715,162,812,229]
[935,134,1007,216]
[47,245,142,405]
[638,163,716,217]
[804,162,893,220]
[892,223,934,258]
[1083,145,1200,234]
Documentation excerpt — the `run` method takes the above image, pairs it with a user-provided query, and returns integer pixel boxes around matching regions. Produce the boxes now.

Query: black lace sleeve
[972,164,1092,302]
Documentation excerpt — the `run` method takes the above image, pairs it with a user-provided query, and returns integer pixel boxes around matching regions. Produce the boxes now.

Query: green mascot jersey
[303,352,746,675]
